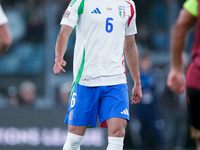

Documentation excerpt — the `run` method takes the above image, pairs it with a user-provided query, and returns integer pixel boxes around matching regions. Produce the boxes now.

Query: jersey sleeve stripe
[126,1,134,27]
[75,47,86,84]
[78,0,85,17]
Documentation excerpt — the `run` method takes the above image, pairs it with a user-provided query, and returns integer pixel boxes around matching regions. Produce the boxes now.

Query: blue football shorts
[64,83,130,128]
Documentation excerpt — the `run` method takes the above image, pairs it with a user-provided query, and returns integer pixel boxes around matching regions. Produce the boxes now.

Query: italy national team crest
[69,110,73,120]
[118,6,125,18]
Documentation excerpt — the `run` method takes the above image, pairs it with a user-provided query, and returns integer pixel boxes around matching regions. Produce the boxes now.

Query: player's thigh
[66,83,100,127]
[106,117,127,137]
[99,83,130,127]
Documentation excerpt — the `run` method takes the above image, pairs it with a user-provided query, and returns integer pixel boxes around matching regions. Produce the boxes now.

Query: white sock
[63,132,83,150]
[106,137,124,150]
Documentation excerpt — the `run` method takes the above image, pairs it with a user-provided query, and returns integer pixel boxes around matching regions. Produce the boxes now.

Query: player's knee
[109,125,126,137]
[107,118,127,137]
[68,125,86,136]
[113,130,125,137]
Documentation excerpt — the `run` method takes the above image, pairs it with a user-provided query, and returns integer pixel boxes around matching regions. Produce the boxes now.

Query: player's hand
[53,57,66,75]
[167,69,185,94]
[131,84,142,104]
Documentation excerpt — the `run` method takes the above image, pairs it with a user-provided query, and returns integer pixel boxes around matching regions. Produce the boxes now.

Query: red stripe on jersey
[121,54,126,74]
[126,1,134,27]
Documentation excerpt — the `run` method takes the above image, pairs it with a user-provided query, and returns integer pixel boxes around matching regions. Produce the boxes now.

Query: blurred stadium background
[0,0,196,149]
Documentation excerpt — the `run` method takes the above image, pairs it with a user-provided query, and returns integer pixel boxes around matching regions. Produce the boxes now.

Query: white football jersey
[61,0,137,86]
[0,4,8,25]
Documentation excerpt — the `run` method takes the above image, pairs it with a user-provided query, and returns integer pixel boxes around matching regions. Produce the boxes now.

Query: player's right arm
[0,24,12,55]
[0,4,12,55]
[53,25,73,75]
[167,0,197,93]
[53,0,81,75]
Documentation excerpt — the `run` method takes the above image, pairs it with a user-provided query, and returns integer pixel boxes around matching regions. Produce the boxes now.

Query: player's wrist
[171,65,183,73]
[55,56,64,61]
[134,80,141,86]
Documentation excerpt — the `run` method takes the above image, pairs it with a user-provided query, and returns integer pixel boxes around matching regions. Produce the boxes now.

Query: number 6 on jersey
[105,17,113,33]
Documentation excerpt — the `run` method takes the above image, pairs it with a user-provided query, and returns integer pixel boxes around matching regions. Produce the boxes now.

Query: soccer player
[0,2,12,55]
[167,0,200,149]
[53,0,142,149]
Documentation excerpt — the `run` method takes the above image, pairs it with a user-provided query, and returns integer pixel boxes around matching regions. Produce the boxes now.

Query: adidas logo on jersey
[91,8,101,14]
[121,108,129,116]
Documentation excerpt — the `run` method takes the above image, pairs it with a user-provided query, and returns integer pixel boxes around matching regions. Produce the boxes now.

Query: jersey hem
[77,76,127,87]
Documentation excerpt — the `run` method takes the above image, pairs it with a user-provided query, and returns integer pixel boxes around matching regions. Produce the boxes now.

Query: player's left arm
[124,35,142,104]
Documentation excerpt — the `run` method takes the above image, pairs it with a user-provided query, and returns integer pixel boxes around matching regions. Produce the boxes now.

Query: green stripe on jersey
[75,47,85,83]
[78,0,85,17]
[69,48,85,100]
[69,0,77,7]
[183,0,198,17]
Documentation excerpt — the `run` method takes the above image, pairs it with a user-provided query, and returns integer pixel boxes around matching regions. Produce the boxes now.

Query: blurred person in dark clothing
[0,2,12,55]
[167,0,200,149]
[130,54,165,150]
[161,53,189,150]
